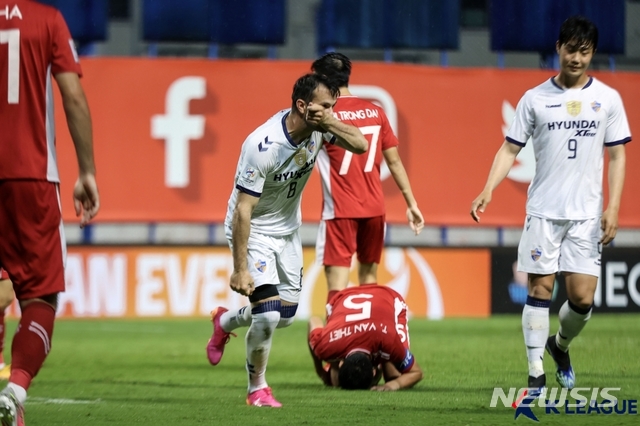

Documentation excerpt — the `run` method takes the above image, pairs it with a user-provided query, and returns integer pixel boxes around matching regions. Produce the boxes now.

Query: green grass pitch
[6,314,640,425]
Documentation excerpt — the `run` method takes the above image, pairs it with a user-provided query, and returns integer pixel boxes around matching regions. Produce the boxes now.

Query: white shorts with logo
[517,215,602,278]
[227,230,303,303]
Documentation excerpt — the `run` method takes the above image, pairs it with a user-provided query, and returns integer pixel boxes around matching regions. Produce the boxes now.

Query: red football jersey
[309,285,414,372]
[317,96,399,219]
[0,0,82,181]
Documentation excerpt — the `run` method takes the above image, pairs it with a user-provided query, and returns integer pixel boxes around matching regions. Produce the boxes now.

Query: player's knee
[277,304,298,328]
[0,291,14,310]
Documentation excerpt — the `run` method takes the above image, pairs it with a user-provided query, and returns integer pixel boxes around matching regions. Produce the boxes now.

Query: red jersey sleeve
[379,109,399,151]
[50,11,82,76]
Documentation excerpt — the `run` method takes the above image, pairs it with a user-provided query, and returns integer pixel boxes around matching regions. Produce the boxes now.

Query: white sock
[557,300,591,351]
[7,383,27,405]
[522,297,550,378]
[246,309,280,393]
[221,306,252,332]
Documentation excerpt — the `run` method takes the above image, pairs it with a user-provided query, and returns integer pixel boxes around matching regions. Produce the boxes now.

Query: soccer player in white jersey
[470,16,631,393]
[206,73,368,407]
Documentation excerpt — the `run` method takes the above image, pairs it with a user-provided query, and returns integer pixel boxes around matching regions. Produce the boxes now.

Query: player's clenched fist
[230,269,254,296]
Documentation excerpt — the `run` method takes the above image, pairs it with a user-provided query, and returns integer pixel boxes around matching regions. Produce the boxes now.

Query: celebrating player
[311,53,424,303]
[470,16,631,392]
[206,73,367,407]
[308,284,423,391]
[0,1,100,424]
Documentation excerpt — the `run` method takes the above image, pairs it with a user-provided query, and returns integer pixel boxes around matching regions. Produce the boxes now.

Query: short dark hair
[558,16,598,51]
[338,352,374,390]
[311,52,352,88]
[291,73,339,111]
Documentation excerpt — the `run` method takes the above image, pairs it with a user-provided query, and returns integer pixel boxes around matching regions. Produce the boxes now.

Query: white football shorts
[227,230,303,303]
[517,215,602,278]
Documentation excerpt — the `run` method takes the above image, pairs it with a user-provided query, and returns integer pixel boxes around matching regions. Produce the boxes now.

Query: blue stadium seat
[490,0,625,54]
[317,0,459,62]
[142,0,286,57]
[38,0,108,54]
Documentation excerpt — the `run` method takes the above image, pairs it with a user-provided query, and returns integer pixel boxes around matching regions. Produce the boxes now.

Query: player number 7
[0,29,20,104]
[339,125,381,175]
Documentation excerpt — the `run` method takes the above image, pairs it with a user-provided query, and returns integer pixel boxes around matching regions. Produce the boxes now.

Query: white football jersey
[225,109,334,236]
[507,77,631,220]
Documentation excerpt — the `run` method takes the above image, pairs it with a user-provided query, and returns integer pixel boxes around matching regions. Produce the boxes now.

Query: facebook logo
[151,76,206,188]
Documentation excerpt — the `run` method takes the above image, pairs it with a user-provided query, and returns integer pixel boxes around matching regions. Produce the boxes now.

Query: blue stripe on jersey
[252,299,282,314]
[605,136,632,146]
[236,184,261,197]
[280,111,298,148]
[506,136,526,147]
[280,304,298,318]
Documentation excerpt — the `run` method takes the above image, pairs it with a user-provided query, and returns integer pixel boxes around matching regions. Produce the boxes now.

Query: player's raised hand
[470,190,492,223]
[600,208,619,245]
[304,102,332,129]
[73,173,100,228]
[230,269,254,297]
[406,206,424,235]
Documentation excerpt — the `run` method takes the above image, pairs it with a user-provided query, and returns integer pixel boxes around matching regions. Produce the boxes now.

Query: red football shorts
[0,180,66,300]
[320,216,385,267]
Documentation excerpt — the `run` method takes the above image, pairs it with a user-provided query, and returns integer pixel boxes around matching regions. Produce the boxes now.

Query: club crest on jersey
[242,166,257,184]
[254,260,267,273]
[531,248,542,262]
[307,140,317,155]
[566,101,581,117]
[294,149,307,166]
[591,101,601,112]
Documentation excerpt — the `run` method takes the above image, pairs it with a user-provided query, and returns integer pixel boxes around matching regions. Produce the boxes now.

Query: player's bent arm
[470,140,521,222]
[602,144,626,244]
[372,360,423,391]
[229,192,260,296]
[321,118,368,154]
[54,72,95,175]
[383,147,424,234]
[307,317,333,386]
[231,192,259,272]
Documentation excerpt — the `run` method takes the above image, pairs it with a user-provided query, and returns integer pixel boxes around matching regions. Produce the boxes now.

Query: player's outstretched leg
[546,335,575,389]
[206,307,236,365]
[0,386,25,426]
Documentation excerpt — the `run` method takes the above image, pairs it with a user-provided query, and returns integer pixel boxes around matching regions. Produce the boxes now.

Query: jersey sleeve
[234,138,273,197]
[506,90,535,147]
[380,110,399,150]
[50,11,82,76]
[392,348,415,373]
[604,90,632,146]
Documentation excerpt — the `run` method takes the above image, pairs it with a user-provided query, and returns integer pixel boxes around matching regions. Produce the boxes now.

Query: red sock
[10,302,55,390]
[326,290,339,304]
[0,309,5,365]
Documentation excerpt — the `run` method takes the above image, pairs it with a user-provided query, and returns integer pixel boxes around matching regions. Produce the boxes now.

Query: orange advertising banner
[53,59,640,227]
[7,247,490,319]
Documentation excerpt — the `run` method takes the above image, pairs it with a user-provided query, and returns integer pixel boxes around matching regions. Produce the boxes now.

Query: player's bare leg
[357,262,378,285]
[325,265,350,303]
[0,279,14,380]
[522,273,554,391]
[546,273,596,389]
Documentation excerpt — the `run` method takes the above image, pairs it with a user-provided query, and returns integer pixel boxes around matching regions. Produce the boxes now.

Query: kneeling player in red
[308,285,423,390]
